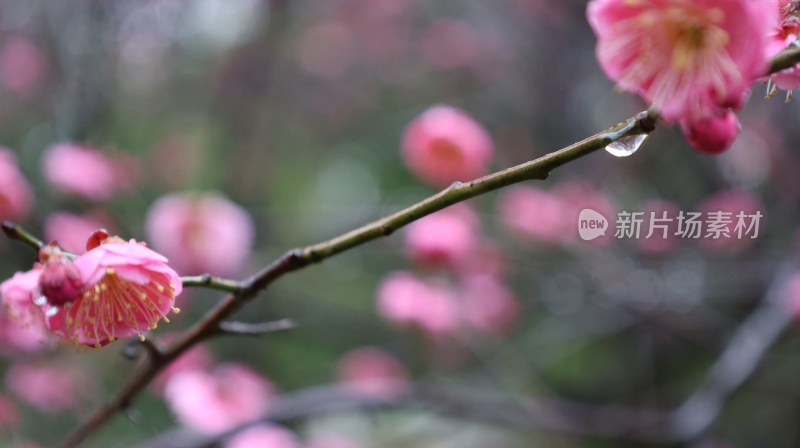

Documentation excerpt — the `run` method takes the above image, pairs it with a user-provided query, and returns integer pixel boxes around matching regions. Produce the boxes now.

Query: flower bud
[680,111,741,154]
[37,244,82,307]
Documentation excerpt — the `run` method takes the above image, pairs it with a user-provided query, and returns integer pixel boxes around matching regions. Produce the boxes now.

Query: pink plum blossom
[42,143,135,201]
[770,65,800,91]
[765,0,800,96]
[376,271,460,335]
[44,211,115,254]
[151,337,214,394]
[402,105,493,187]
[498,186,571,245]
[587,0,777,122]
[459,275,520,335]
[776,0,800,39]
[164,363,275,435]
[0,37,46,98]
[37,244,83,307]
[680,109,741,154]
[553,181,617,246]
[0,148,34,222]
[456,240,509,279]
[5,362,87,414]
[0,267,51,352]
[46,235,182,347]
[336,347,409,398]
[405,204,478,268]
[225,424,301,448]
[145,192,255,276]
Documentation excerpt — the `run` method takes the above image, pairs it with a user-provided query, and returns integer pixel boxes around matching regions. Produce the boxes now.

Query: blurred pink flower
[46,236,182,347]
[0,394,18,430]
[44,210,115,254]
[402,105,493,187]
[0,37,46,98]
[151,337,214,394]
[766,0,799,96]
[777,0,800,38]
[376,271,460,335]
[164,363,275,435]
[0,148,34,222]
[587,0,776,122]
[0,267,51,352]
[225,424,300,448]
[145,192,255,276]
[680,110,741,154]
[771,65,800,91]
[553,181,617,246]
[460,276,520,335]
[5,362,87,414]
[636,199,681,255]
[42,143,136,201]
[697,190,763,252]
[498,186,571,245]
[405,204,478,268]
[336,347,409,398]
[456,240,509,279]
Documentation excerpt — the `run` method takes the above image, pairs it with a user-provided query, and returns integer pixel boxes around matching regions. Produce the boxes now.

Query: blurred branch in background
[215,318,297,337]
[129,262,799,448]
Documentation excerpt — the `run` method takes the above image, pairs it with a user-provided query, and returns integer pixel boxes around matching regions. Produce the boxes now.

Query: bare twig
[180,275,244,294]
[217,319,297,337]
[2,220,44,251]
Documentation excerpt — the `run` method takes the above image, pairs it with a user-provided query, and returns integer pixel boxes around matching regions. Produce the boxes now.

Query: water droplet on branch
[605,133,648,157]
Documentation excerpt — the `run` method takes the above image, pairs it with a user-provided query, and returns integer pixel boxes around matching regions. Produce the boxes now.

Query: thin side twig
[180,275,244,294]
[2,221,44,251]
[216,319,297,337]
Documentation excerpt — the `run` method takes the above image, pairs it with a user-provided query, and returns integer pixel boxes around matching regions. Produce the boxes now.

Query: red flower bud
[37,244,82,306]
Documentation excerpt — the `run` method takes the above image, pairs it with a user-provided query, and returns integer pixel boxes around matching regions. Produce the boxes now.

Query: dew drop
[605,133,648,157]
[32,294,48,306]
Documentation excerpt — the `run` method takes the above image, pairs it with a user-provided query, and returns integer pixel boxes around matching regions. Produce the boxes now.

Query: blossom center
[664,8,728,71]
[429,138,464,163]
[64,268,177,347]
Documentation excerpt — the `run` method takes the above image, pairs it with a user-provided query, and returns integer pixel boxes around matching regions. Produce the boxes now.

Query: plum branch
[0,45,795,448]
[52,108,658,448]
